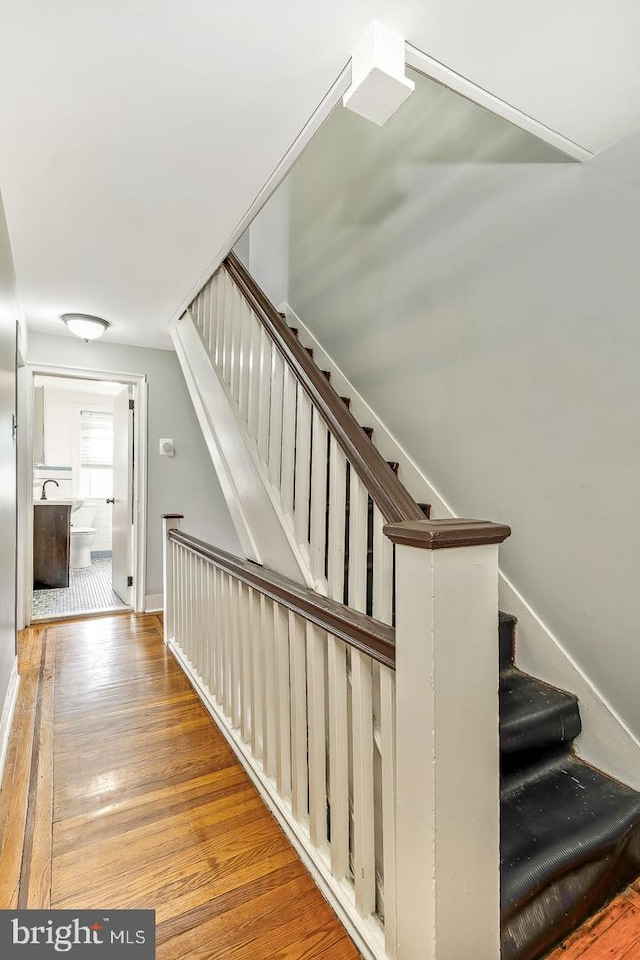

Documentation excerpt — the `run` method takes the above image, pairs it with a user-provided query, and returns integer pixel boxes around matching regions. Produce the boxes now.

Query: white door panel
[112,385,132,604]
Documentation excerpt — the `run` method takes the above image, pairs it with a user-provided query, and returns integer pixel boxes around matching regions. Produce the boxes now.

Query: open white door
[111,385,133,604]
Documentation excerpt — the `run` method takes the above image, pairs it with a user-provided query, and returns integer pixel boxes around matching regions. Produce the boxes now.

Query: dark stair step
[340,396,351,408]
[289,326,299,338]
[501,753,640,958]
[305,346,314,360]
[362,426,373,440]
[417,502,431,518]
[321,369,331,382]
[387,461,399,475]
[500,669,581,758]
[499,611,516,670]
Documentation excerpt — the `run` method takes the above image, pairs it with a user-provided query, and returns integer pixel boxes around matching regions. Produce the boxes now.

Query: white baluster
[275,603,292,798]
[372,505,393,626]
[351,649,376,918]
[289,611,309,824]
[237,298,251,425]
[201,283,210,346]
[348,471,369,613]
[294,386,312,553]
[380,664,397,957]
[257,328,272,465]
[250,589,264,760]
[162,515,182,645]
[327,441,347,604]
[268,346,285,488]
[280,364,297,522]
[239,580,252,744]
[221,571,233,719]
[246,313,261,445]
[309,408,329,587]
[261,597,277,778]
[307,622,328,849]
[327,634,349,879]
[230,577,242,729]
[221,270,232,386]
[214,270,224,369]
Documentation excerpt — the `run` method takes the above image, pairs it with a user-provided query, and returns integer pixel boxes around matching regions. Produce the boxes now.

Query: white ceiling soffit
[0,0,639,351]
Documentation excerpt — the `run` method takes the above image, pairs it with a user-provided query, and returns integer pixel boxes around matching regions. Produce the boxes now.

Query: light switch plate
[159,438,175,457]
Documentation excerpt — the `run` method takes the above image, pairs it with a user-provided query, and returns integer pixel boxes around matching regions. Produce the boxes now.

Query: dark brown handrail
[224,251,425,525]
[169,529,396,669]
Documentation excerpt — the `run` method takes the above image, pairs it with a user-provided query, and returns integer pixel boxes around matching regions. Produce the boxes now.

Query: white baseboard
[280,301,640,790]
[0,661,20,790]
[144,594,163,613]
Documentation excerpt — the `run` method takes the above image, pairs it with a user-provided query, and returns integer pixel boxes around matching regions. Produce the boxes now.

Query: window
[80,410,113,497]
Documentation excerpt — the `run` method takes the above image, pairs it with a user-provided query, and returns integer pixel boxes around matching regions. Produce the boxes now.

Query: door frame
[18,363,148,626]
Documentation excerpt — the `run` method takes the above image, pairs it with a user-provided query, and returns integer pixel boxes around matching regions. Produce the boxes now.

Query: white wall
[27,334,242,597]
[0,188,17,754]
[252,83,640,741]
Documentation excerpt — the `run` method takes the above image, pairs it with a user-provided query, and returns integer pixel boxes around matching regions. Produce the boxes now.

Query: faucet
[40,479,59,500]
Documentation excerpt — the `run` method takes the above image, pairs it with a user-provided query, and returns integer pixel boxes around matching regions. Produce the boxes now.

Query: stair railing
[184,251,426,622]
[163,513,510,960]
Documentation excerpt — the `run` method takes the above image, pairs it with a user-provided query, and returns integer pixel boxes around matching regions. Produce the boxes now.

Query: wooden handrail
[169,529,396,669]
[225,251,425,525]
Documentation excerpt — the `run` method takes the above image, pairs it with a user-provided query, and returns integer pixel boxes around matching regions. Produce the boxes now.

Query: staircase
[171,251,640,960]
[499,613,640,959]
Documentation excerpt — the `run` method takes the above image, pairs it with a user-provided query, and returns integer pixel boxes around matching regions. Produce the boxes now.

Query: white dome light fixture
[61,313,110,342]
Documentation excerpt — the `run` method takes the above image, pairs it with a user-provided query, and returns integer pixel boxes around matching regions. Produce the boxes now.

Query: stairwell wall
[245,112,640,742]
[27,333,242,602]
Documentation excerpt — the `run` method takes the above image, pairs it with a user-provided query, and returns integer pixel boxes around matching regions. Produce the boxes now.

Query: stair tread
[500,669,581,756]
[501,754,640,917]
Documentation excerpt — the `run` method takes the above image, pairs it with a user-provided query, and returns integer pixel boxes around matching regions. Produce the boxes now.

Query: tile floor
[32,557,128,620]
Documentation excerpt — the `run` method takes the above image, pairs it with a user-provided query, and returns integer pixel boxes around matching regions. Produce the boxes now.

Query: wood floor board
[7,610,640,957]
[0,612,364,955]
[53,769,252,854]
[157,878,333,960]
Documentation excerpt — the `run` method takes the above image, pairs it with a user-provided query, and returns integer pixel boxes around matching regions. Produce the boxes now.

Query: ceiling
[1,0,639,350]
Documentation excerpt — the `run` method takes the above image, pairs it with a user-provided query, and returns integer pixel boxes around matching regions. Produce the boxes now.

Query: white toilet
[70,503,98,568]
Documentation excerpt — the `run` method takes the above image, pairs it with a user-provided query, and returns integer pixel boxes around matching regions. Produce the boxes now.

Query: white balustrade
[187,263,402,624]
[164,528,396,960]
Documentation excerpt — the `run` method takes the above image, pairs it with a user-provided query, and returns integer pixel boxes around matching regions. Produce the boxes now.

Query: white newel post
[384,518,511,960]
[162,513,183,645]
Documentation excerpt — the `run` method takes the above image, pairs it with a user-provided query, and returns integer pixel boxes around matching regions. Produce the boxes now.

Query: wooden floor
[0,612,361,960]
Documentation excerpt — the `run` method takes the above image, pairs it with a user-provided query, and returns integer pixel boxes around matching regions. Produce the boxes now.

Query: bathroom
[32,373,130,620]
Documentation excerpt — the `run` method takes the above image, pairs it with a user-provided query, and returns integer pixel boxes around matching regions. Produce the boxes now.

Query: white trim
[280,301,640,789]
[132,379,148,614]
[0,662,20,789]
[23,363,148,618]
[144,594,162,612]
[16,365,34,630]
[168,63,351,330]
[404,43,593,162]
[169,638,386,960]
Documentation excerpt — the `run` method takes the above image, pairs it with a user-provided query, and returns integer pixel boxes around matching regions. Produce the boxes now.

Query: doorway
[18,364,148,626]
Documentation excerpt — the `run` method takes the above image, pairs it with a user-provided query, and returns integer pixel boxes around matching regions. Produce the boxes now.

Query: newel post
[162,514,183,645]
[384,518,511,960]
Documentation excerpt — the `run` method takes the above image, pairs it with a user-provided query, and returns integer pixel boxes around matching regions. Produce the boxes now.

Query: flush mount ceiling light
[61,313,110,342]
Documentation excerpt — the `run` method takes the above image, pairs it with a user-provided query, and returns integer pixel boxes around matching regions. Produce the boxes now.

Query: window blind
[80,410,113,467]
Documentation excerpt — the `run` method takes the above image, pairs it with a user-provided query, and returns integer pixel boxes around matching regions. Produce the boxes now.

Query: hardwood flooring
[0,612,361,960]
[3,610,640,959]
